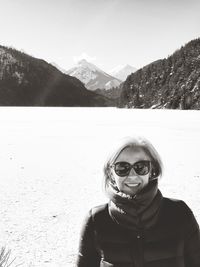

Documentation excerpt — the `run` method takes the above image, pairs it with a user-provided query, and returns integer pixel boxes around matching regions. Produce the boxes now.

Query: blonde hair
[103,136,163,190]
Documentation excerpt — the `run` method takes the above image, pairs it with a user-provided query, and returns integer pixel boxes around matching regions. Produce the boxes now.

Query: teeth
[126,183,139,187]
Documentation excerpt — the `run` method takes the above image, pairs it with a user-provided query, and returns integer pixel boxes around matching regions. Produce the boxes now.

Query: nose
[126,167,140,180]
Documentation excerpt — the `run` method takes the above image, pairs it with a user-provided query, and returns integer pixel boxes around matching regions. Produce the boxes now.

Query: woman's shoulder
[90,203,108,214]
[89,203,109,220]
[163,197,191,210]
[82,203,111,228]
[162,197,196,223]
[80,204,109,233]
[82,203,109,223]
[163,197,191,209]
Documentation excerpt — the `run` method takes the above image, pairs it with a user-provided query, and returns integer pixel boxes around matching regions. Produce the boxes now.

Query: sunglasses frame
[112,160,151,177]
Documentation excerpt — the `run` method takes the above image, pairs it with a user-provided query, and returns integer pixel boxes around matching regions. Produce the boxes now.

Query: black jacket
[76,198,200,267]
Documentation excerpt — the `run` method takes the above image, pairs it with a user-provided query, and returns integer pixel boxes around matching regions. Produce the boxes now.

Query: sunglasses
[112,160,151,177]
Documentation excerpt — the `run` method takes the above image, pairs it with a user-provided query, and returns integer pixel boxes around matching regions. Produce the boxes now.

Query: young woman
[76,136,200,267]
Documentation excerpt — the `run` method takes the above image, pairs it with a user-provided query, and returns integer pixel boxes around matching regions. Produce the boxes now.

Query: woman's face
[111,146,151,196]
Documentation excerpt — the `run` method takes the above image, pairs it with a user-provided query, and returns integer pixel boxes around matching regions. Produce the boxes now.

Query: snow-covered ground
[0,107,200,266]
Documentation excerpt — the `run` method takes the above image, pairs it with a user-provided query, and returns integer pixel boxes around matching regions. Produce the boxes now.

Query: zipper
[130,196,144,267]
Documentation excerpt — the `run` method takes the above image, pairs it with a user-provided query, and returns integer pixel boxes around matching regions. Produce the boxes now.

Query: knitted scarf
[106,181,163,231]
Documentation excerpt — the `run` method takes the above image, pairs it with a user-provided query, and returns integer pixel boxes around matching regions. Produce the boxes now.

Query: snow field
[0,108,200,266]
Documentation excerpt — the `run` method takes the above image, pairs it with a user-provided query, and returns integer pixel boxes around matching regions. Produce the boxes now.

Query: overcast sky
[1,0,200,71]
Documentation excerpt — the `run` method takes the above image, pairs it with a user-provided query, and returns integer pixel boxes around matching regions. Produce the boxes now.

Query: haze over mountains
[108,64,137,81]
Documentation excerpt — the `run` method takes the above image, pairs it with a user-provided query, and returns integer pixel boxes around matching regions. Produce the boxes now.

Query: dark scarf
[106,181,163,231]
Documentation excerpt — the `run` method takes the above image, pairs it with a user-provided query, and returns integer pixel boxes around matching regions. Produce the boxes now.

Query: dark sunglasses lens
[114,161,150,176]
[114,162,130,176]
[134,161,150,175]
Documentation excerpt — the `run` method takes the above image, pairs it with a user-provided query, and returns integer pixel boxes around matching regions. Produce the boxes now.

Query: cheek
[142,175,150,185]
[112,172,124,186]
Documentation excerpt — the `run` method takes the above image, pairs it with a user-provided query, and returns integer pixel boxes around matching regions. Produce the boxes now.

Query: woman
[76,136,200,267]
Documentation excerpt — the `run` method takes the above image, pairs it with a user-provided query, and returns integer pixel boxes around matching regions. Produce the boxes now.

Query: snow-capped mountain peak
[109,64,137,81]
[76,59,105,74]
[66,59,121,91]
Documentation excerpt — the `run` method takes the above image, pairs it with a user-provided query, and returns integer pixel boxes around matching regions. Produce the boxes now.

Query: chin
[124,189,138,196]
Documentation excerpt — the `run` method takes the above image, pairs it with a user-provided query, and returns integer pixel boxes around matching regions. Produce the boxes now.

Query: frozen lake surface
[0,107,200,266]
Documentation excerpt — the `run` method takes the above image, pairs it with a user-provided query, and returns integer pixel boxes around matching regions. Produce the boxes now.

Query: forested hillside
[119,38,200,109]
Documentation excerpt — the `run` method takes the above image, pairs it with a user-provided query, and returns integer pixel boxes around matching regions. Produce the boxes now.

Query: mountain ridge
[109,64,137,81]
[119,38,200,109]
[0,45,113,106]
[66,59,122,91]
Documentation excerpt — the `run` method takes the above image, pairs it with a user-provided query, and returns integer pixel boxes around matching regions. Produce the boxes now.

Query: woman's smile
[125,182,141,187]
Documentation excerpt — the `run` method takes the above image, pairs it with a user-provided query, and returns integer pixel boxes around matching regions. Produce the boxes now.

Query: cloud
[73,52,96,63]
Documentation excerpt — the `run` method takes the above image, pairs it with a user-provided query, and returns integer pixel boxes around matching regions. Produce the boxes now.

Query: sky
[0,0,200,72]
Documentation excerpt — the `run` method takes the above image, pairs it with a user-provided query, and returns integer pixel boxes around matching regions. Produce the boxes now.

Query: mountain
[109,64,137,81]
[119,38,200,109]
[94,82,124,106]
[66,59,122,91]
[0,45,113,106]
[50,62,67,73]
